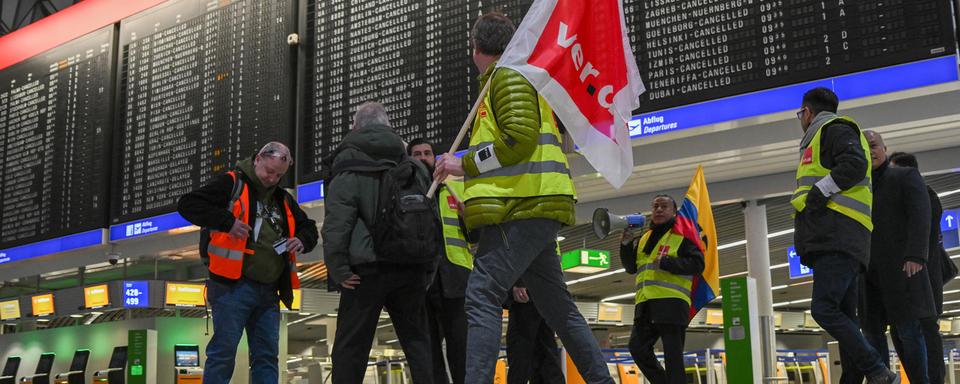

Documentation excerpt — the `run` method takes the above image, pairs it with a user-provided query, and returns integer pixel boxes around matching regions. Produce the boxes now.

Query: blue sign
[109,212,192,241]
[787,246,813,279]
[0,229,104,265]
[123,281,149,308]
[942,209,958,232]
[296,180,325,204]
[630,56,959,139]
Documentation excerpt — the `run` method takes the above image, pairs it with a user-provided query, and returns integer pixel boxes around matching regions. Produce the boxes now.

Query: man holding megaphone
[618,195,705,384]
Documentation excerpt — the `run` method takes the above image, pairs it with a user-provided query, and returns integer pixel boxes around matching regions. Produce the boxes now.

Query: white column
[744,200,779,381]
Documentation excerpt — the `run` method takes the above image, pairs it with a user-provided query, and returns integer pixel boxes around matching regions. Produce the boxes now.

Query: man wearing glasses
[178,142,319,384]
[791,88,899,384]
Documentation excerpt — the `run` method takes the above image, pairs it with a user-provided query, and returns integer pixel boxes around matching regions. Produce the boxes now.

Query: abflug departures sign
[111,0,296,224]
[0,26,114,250]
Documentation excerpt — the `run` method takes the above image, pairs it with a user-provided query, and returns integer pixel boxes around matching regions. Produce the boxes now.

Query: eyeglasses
[796,108,806,121]
[260,150,294,166]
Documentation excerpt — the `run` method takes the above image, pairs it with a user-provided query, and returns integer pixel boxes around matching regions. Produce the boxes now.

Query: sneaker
[866,369,901,384]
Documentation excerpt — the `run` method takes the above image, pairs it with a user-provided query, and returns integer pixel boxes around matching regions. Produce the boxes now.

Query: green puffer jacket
[461,63,576,231]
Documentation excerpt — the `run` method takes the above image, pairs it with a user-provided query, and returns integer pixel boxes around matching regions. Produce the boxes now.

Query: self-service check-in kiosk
[92,347,127,384]
[173,345,201,384]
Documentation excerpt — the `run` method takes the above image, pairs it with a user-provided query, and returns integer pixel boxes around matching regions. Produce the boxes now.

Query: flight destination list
[0,26,114,249]
[627,0,956,112]
[114,0,294,223]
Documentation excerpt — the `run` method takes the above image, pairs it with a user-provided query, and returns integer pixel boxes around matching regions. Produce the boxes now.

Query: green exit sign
[561,249,610,273]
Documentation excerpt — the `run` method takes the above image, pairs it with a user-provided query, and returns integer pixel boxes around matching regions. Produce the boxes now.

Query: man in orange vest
[178,142,319,384]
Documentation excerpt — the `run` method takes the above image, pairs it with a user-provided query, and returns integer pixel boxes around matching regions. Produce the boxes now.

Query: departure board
[301,0,955,180]
[113,0,295,223]
[300,0,493,182]
[629,0,957,112]
[0,26,114,249]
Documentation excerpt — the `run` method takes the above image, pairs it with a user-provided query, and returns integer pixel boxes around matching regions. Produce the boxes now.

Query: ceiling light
[36,318,49,322]
[556,236,566,242]
[601,292,636,302]
[567,269,625,286]
[70,314,84,318]
[938,188,960,198]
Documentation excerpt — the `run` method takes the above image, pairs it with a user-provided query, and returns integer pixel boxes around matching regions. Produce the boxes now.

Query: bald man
[861,130,934,384]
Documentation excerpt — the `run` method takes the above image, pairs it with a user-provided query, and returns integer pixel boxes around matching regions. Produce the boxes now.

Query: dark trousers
[920,317,945,384]
[628,305,686,384]
[427,295,467,384]
[872,319,928,384]
[810,254,886,378]
[331,270,434,384]
[506,301,564,384]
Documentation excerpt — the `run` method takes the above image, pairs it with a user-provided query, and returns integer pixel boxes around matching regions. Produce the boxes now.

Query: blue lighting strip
[297,180,324,204]
[630,56,960,138]
[109,212,192,242]
[0,229,104,265]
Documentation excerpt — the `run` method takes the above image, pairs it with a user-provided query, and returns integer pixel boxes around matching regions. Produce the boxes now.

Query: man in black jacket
[792,88,899,384]
[889,151,951,384]
[322,102,436,383]
[621,195,704,384]
[177,142,319,384]
[861,132,934,384]
[409,138,471,384]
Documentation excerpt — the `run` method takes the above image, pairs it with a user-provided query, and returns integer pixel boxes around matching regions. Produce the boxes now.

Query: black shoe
[866,369,901,384]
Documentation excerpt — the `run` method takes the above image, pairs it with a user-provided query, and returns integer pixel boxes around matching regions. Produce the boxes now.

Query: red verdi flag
[498,0,644,188]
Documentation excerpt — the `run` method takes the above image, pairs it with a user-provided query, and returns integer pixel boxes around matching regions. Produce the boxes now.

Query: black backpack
[330,156,440,265]
[199,172,245,266]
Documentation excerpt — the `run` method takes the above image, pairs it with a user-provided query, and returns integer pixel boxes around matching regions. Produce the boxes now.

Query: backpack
[330,155,440,265]
[199,172,246,266]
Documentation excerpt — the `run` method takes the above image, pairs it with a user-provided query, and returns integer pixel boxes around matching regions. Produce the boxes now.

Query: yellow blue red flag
[673,165,718,320]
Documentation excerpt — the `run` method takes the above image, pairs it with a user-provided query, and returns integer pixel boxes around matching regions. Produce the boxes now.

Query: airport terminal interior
[1,0,960,383]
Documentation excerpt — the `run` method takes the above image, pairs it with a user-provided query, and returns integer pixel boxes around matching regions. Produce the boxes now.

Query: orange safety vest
[207,171,301,288]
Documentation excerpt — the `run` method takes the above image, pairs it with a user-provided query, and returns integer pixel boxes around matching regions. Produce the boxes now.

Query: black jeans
[920,317,945,384]
[331,269,433,384]
[628,304,687,384]
[810,254,886,377]
[506,301,564,384]
[427,295,467,384]
[876,318,929,384]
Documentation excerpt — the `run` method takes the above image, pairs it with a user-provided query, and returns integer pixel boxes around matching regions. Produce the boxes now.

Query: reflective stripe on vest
[462,73,576,202]
[634,230,693,305]
[283,198,301,289]
[439,181,473,270]
[790,116,874,231]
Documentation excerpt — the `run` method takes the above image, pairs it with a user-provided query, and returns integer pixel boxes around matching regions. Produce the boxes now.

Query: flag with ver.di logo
[496,0,644,188]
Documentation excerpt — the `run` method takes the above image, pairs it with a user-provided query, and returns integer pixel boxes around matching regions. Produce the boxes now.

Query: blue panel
[297,180,324,204]
[942,209,959,232]
[0,229,103,265]
[123,281,150,308]
[630,57,959,139]
[787,246,813,279]
[109,212,192,241]
[945,229,959,250]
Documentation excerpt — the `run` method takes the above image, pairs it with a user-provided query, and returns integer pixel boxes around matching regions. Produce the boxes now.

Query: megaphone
[592,208,646,240]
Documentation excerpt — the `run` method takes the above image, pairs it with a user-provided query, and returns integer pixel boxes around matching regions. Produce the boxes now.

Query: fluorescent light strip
[376,322,393,329]
[772,298,812,308]
[938,188,960,198]
[288,314,322,326]
[567,269,626,286]
[601,292,636,302]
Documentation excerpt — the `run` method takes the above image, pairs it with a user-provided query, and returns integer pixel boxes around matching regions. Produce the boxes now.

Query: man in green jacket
[322,102,435,383]
[434,12,614,384]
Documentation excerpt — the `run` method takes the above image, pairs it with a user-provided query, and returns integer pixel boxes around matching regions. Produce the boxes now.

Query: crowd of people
[173,10,956,384]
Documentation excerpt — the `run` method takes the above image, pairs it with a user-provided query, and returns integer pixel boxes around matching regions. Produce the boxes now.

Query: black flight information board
[0,26,114,249]
[113,0,295,223]
[301,0,955,181]
[629,0,956,112]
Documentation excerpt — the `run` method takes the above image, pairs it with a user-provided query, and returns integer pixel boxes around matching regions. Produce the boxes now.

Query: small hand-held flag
[673,166,719,320]
[497,0,645,188]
